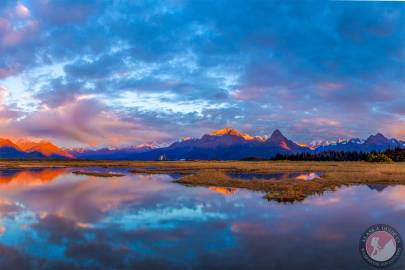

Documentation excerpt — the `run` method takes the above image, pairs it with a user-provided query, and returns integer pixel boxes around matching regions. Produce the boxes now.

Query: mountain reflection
[208,186,237,196]
[0,168,65,185]
[0,169,403,269]
[0,172,171,225]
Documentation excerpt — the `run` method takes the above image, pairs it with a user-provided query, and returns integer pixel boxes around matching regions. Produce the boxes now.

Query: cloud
[13,97,139,146]
[0,1,403,145]
[30,0,100,25]
[15,3,30,18]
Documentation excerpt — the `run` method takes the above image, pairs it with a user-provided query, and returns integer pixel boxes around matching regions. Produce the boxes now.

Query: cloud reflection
[0,170,403,269]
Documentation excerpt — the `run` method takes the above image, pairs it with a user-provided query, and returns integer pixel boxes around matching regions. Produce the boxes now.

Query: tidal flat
[1,160,405,202]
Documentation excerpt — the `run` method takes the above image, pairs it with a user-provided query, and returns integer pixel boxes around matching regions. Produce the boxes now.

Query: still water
[0,167,403,270]
[227,172,322,181]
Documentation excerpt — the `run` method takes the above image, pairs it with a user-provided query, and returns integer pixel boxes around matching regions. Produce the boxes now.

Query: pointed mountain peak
[365,133,388,145]
[266,129,301,151]
[209,127,254,140]
[374,133,387,139]
[269,129,287,142]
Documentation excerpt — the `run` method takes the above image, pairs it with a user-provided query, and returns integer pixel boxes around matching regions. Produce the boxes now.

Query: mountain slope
[16,139,74,158]
[0,138,44,159]
[1,129,402,160]
[0,138,72,159]
[170,128,257,150]
[106,130,403,161]
[121,128,309,160]
[0,139,22,151]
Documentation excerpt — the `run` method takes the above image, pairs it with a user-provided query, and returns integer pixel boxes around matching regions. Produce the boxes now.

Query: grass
[1,160,405,202]
[174,163,405,202]
[72,171,125,177]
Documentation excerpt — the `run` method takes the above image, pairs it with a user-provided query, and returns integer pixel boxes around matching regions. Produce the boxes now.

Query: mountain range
[0,139,73,159]
[0,128,403,160]
[71,128,404,160]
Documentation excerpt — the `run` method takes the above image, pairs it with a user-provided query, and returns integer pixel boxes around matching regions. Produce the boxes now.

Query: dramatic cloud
[0,1,404,146]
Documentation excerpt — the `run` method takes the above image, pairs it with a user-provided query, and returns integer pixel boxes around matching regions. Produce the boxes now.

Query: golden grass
[0,160,377,172]
[1,160,405,202]
[175,164,405,202]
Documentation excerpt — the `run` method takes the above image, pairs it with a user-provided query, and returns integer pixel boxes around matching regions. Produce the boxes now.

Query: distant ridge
[72,128,311,160]
[71,129,404,160]
[16,139,74,158]
[0,128,403,160]
[0,138,73,159]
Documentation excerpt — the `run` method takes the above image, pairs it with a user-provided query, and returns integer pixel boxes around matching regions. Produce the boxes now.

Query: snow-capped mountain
[313,133,402,153]
[310,138,364,148]
[121,128,309,160]
[0,129,403,160]
[67,129,405,160]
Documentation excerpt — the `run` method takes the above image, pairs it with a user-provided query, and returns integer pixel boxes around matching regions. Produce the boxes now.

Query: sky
[0,0,404,148]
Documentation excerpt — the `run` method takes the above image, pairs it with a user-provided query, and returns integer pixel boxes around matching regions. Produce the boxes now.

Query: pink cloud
[15,3,30,18]
[0,67,19,78]
[14,98,138,146]
[1,20,37,46]
[0,94,174,147]
[384,121,405,141]
[0,86,177,147]
[291,117,348,140]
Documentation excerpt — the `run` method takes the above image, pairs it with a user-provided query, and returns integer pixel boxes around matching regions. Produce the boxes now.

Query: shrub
[366,153,392,162]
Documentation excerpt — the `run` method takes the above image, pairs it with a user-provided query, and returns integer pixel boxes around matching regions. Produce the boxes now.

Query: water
[227,172,322,181]
[0,167,403,270]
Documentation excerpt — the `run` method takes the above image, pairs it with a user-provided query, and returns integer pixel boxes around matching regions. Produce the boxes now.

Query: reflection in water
[0,168,65,185]
[208,186,238,196]
[228,172,322,181]
[0,168,403,269]
[367,184,388,192]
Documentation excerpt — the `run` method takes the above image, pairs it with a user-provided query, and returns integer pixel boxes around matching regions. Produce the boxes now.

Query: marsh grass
[173,163,405,202]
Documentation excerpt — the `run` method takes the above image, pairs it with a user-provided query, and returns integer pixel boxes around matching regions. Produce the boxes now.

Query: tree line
[242,147,405,162]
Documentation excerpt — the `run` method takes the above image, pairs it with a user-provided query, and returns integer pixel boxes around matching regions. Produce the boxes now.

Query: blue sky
[0,0,404,147]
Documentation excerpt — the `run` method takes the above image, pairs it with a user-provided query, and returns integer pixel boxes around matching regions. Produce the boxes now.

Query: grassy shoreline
[72,171,125,177]
[0,159,395,171]
[1,160,404,202]
[175,169,405,202]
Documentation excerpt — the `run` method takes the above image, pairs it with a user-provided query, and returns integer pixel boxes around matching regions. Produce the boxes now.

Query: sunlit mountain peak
[210,127,254,140]
[16,139,74,158]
